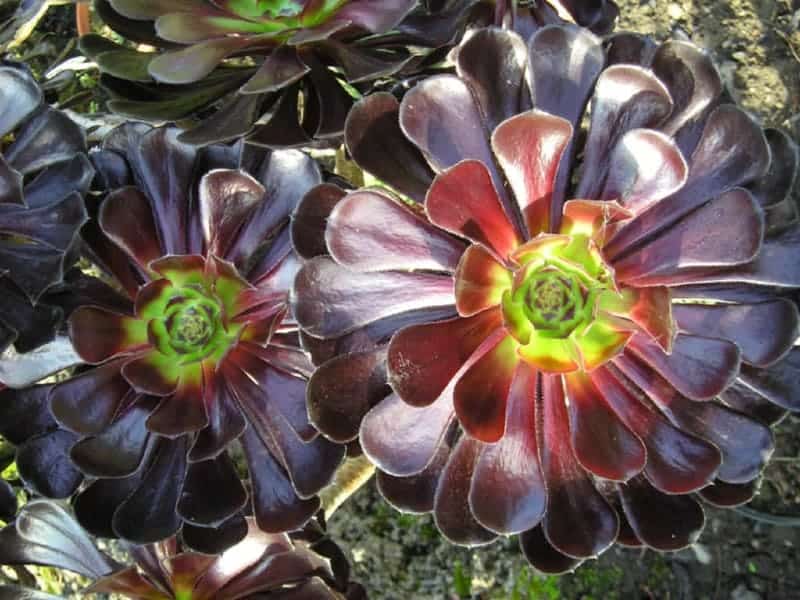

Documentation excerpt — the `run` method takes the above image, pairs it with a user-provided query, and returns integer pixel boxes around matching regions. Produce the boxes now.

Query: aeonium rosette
[446,0,618,38]
[0,124,345,552]
[0,62,92,359]
[0,62,95,515]
[0,500,366,599]
[80,0,422,146]
[292,25,800,572]
[72,250,273,409]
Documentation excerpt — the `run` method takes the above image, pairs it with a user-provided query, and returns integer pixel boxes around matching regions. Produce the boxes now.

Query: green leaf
[453,561,471,598]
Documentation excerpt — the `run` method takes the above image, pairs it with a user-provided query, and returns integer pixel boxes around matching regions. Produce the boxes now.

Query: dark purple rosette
[451,0,619,38]
[79,0,425,147]
[292,25,800,572]
[0,61,91,360]
[0,124,345,552]
[385,1,619,86]
[0,62,94,517]
[0,499,365,599]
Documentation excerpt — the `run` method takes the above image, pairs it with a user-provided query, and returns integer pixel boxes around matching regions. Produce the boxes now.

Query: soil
[328,2,800,598]
[616,0,800,139]
[329,416,800,600]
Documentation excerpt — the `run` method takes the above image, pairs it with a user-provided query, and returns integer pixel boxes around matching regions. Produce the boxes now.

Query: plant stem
[320,455,375,520]
[334,146,364,188]
[76,2,91,36]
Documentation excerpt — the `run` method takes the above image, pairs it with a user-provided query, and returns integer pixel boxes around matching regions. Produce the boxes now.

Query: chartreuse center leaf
[174,587,193,600]
[495,229,628,372]
[220,0,349,30]
[135,256,247,370]
[122,316,150,348]
[573,316,632,370]
[229,0,303,19]
[204,16,290,34]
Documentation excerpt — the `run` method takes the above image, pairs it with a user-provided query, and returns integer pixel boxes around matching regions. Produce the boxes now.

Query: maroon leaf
[564,370,646,481]
[377,438,451,514]
[148,38,252,85]
[99,186,162,272]
[618,475,704,551]
[627,333,741,401]
[599,128,687,214]
[332,0,416,33]
[492,110,572,237]
[189,365,246,462]
[469,361,546,534]
[178,453,247,527]
[146,375,209,436]
[307,348,388,443]
[700,480,758,507]
[606,106,770,254]
[345,93,434,203]
[198,169,264,260]
[292,256,454,339]
[594,363,721,494]
[453,332,518,443]
[519,526,583,574]
[241,46,309,94]
[400,75,504,196]
[454,245,511,317]
[327,189,466,273]
[539,374,618,558]
[388,309,503,408]
[425,160,521,260]
[612,189,764,283]
[49,359,130,435]
[737,348,800,412]
[456,28,528,131]
[720,379,787,426]
[291,183,346,260]
[69,307,146,364]
[672,300,798,368]
[112,437,188,544]
[70,396,154,478]
[433,435,497,546]
[18,431,83,499]
[121,352,180,397]
[361,391,455,477]
[577,65,672,199]
[239,427,319,533]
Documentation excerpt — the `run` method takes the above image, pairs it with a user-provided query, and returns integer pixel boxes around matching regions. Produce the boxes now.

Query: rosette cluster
[0,500,365,599]
[0,62,93,515]
[450,0,618,37]
[0,124,345,551]
[80,0,421,146]
[292,25,800,571]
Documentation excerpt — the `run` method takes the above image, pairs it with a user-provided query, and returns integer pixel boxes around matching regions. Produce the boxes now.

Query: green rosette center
[135,260,250,368]
[500,233,629,372]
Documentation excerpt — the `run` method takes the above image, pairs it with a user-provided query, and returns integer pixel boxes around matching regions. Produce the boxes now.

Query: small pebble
[692,543,712,565]
[730,583,762,600]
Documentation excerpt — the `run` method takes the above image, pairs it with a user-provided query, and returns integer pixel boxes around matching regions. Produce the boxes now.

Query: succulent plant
[387,0,619,83]
[292,25,800,572]
[0,0,58,48]
[79,0,428,147]
[0,61,91,358]
[0,123,345,552]
[0,499,365,599]
[431,0,619,38]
